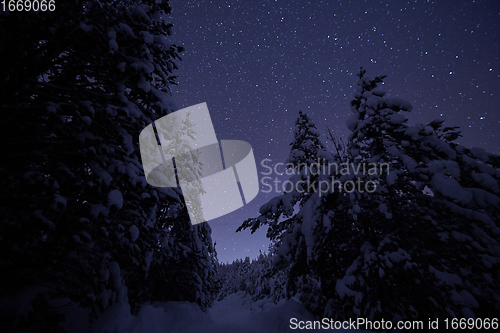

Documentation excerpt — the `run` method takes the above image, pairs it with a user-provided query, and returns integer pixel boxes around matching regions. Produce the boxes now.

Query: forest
[1,1,499,332]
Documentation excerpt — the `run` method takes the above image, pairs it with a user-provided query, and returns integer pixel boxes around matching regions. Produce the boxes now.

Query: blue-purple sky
[167,0,499,263]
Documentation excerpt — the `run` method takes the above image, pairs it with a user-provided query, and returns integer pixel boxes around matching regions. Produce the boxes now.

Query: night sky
[167,0,500,263]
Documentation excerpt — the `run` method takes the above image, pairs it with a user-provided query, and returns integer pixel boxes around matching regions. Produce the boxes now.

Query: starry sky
[167,0,500,263]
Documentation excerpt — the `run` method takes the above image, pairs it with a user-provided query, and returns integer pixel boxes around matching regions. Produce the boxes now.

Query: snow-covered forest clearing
[1,1,499,332]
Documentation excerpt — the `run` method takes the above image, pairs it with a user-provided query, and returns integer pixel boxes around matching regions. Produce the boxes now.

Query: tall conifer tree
[0,1,216,330]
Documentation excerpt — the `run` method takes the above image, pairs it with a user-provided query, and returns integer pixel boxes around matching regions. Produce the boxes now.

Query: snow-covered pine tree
[0,1,216,330]
[317,68,500,322]
[146,204,217,307]
[238,111,333,311]
[238,68,500,323]
[286,111,325,171]
[144,109,217,308]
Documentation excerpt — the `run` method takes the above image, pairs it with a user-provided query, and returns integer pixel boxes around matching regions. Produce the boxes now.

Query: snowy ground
[89,292,366,333]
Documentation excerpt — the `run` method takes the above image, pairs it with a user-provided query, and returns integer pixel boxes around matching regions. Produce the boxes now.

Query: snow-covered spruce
[238,68,500,322]
[0,1,217,331]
